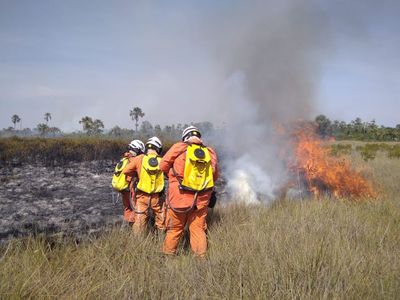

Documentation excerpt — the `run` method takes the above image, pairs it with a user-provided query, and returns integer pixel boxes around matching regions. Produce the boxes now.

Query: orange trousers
[163,206,208,257]
[122,191,135,223]
[132,193,165,234]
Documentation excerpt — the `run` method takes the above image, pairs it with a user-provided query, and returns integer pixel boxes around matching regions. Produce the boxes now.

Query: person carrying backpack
[112,140,145,224]
[160,126,219,257]
[123,137,165,234]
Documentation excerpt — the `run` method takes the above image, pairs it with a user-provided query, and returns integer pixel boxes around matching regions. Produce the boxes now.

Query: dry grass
[1,148,399,299]
[0,137,176,166]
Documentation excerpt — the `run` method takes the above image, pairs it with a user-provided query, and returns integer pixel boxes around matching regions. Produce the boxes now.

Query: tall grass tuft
[1,196,399,298]
[1,143,399,298]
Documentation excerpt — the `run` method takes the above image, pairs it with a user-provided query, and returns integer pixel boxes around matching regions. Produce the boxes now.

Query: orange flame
[288,124,376,199]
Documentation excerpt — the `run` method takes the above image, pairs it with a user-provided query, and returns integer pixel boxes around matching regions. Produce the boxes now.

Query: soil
[0,161,125,243]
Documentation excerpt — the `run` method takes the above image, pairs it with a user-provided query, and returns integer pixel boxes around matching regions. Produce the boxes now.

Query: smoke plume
[208,0,330,203]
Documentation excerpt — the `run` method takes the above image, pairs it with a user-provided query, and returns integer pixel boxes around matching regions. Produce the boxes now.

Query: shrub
[354,143,399,161]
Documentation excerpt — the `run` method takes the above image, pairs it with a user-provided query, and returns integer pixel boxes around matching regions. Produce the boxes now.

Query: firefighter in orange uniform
[121,140,145,224]
[123,137,165,234]
[160,126,219,257]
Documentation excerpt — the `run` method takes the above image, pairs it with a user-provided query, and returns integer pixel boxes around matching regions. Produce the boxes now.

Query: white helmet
[182,126,201,141]
[128,140,145,154]
[146,136,163,154]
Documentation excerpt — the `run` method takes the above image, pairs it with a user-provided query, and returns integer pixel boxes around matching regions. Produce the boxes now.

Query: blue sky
[317,0,400,126]
[0,0,399,131]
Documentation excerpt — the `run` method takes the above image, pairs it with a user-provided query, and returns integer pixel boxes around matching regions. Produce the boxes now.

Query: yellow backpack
[136,154,164,194]
[111,157,129,192]
[180,144,214,192]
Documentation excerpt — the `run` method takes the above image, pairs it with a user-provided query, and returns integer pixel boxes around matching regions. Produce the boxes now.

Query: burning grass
[287,125,376,199]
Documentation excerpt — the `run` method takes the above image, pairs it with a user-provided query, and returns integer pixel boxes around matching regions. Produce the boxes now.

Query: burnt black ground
[0,161,125,243]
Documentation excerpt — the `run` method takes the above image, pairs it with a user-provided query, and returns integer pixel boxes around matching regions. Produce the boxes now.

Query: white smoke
[227,156,275,204]
[208,0,330,203]
[214,72,283,204]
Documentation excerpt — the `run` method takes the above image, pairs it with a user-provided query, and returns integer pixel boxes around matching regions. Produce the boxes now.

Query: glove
[208,191,217,208]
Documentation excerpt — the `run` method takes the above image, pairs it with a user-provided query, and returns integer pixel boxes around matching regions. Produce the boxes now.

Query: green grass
[331,141,400,161]
[1,144,400,299]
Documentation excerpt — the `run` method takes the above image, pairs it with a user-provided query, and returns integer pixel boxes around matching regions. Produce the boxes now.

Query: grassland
[1,143,399,299]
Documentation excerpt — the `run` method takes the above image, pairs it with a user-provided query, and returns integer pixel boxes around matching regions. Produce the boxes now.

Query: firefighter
[120,140,145,224]
[160,126,219,257]
[123,137,165,234]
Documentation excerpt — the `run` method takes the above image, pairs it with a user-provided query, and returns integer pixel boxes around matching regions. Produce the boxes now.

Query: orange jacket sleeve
[123,155,140,182]
[160,142,186,174]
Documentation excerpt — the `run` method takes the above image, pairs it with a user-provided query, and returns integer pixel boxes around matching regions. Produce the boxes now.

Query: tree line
[4,110,399,142]
[315,115,400,141]
[2,107,214,140]
[8,112,61,137]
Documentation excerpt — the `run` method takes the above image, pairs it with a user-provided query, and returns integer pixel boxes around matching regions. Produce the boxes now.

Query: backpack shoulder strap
[171,144,189,188]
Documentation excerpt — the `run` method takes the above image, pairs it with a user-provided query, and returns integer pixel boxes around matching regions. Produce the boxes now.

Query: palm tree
[129,107,145,132]
[11,114,21,129]
[44,112,52,125]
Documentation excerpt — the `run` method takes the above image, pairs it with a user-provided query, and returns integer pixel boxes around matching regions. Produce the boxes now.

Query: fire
[288,124,376,199]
